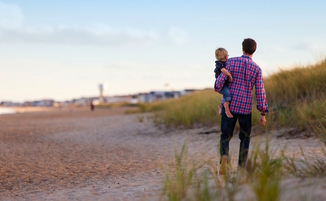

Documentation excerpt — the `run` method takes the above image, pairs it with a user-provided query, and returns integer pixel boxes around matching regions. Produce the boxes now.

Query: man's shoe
[219,156,228,175]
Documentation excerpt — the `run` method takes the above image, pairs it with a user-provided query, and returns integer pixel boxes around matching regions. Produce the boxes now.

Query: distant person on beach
[214,47,233,118]
[90,102,95,111]
[215,38,269,174]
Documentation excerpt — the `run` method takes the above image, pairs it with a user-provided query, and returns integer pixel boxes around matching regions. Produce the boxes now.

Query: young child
[214,48,233,118]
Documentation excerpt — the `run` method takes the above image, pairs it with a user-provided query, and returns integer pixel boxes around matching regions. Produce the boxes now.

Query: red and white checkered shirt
[215,55,268,115]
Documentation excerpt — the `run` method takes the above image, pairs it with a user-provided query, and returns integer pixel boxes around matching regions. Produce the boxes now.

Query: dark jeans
[220,107,252,167]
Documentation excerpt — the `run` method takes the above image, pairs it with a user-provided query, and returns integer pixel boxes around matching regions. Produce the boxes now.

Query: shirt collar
[241,55,252,60]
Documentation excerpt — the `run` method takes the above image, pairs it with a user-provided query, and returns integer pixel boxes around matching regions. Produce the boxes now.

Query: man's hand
[260,115,266,126]
[228,75,233,82]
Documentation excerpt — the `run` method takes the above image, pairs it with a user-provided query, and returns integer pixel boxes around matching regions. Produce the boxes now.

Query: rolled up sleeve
[255,69,269,113]
[215,73,227,92]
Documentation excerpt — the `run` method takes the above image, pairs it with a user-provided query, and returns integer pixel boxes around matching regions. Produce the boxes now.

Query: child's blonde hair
[215,48,228,61]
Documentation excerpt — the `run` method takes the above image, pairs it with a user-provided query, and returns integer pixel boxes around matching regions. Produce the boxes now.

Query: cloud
[291,40,326,53]
[0,23,160,47]
[168,26,190,45]
[0,2,24,29]
[0,2,190,47]
[0,24,159,47]
[0,2,160,47]
[292,42,313,51]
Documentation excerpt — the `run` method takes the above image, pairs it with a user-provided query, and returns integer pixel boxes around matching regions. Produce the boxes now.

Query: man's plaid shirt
[215,55,268,115]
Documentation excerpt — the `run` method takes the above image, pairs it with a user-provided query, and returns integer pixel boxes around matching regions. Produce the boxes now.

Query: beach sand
[0,108,325,200]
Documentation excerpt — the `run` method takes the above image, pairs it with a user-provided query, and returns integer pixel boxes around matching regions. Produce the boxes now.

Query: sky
[1,0,326,102]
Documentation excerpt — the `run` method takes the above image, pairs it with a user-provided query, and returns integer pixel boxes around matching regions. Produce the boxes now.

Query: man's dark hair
[242,38,257,55]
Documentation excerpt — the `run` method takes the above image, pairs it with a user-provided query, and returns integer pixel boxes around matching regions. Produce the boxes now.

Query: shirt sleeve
[255,69,269,113]
[215,72,227,92]
[215,61,229,92]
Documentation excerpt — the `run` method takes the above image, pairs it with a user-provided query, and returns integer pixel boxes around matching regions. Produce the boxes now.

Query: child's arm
[221,68,233,82]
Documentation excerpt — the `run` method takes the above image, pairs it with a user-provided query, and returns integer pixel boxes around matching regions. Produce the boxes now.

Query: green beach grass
[127,58,326,132]
[156,58,326,201]
[161,133,326,201]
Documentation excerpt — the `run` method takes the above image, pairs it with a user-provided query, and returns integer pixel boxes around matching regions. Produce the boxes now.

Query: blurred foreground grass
[162,123,326,201]
[127,58,326,131]
[162,138,326,201]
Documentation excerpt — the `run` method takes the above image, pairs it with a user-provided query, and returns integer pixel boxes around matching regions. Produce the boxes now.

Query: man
[215,38,268,174]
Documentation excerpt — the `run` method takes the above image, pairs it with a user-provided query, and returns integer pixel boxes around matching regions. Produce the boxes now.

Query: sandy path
[0,108,325,200]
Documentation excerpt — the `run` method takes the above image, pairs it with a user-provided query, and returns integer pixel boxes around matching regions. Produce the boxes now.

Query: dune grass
[95,102,139,108]
[127,58,326,132]
[155,90,222,128]
[157,59,326,200]
[125,101,171,114]
[126,90,222,128]
[161,122,326,200]
[264,58,326,130]
[161,133,326,201]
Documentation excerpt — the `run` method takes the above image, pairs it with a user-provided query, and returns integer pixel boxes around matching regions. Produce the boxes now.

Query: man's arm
[255,69,268,126]
[255,69,269,113]
[215,61,230,92]
[221,68,233,82]
[215,73,227,92]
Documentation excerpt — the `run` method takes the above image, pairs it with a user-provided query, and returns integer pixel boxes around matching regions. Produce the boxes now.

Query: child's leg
[221,85,233,118]
[223,101,233,118]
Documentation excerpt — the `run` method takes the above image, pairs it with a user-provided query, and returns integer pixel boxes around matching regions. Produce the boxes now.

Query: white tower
[99,83,108,102]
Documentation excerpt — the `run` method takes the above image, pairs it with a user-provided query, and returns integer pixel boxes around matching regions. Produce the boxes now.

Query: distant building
[106,95,133,104]
[150,91,166,101]
[136,90,182,103]
[0,101,22,106]
[181,89,197,96]
[74,97,91,106]
[23,101,33,106]
[32,99,54,107]
[137,93,152,103]
[129,95,139,104]
[166,91,181,99]
[1,88,198,108]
